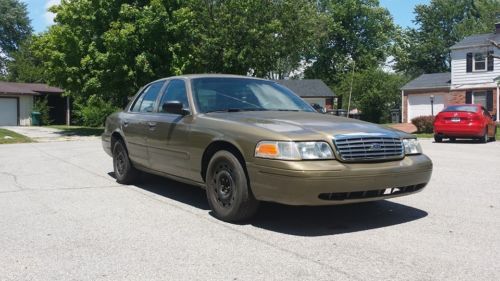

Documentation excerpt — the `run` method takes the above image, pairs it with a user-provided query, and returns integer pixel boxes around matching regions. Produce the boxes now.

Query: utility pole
[347,60,355,118]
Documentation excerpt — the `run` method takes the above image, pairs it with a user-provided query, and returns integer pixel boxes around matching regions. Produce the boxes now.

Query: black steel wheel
[206,150,259,222]
[434,135,443,143]
[113,140,139,184]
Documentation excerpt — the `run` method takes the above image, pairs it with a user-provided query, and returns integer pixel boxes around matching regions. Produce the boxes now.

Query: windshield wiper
[205,108,269,113]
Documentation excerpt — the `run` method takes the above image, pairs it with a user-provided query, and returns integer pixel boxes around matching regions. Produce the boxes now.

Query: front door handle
[122,120,129,127]
[148,122,157,130]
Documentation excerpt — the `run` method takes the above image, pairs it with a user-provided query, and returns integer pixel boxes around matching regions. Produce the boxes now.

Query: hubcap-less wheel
[113,141,139,184]
[206,150,259,222]
[214,168,235,207]
[115,148,127,177]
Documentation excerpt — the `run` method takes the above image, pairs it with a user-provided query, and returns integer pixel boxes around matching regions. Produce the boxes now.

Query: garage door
[0,98,18,126]
[408,94,445,122]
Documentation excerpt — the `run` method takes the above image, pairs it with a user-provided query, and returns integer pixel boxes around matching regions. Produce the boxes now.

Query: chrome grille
[333,135,404,162]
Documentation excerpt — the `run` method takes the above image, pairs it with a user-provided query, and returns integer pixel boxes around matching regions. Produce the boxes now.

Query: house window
[473,53,487,71]
[472,91,487,107]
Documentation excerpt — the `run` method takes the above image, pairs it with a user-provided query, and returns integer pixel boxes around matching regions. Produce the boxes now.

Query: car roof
[150,74,271,84]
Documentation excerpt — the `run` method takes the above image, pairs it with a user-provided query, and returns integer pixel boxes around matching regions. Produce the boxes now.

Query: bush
[75,96,120,127]
[33,97,51,125]
[411,115,435,133]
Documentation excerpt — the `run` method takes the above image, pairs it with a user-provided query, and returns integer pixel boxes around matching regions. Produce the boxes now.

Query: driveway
[0,140,499,280]
[0,126,99,142]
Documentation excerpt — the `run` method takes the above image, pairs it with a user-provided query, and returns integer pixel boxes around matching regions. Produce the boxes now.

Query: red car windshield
[442,105,478,113]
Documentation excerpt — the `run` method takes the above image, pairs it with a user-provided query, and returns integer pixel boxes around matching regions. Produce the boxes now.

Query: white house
[401,22,500,123]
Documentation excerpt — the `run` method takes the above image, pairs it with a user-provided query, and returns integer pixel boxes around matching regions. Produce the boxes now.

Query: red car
[433,104,497,143]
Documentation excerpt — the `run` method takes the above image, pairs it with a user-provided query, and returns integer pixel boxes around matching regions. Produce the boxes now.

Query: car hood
[203,111,413,140]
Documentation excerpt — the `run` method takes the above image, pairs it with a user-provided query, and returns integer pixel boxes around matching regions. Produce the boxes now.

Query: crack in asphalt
[0,171,25,190]
[29,143,117,184]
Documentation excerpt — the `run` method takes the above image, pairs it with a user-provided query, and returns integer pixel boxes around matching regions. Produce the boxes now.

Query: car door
[121,81,165,168]
[147,79,194,178]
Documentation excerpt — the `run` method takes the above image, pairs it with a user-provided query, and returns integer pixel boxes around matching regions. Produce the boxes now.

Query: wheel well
[111,132,126,153]
[201,141,246,182]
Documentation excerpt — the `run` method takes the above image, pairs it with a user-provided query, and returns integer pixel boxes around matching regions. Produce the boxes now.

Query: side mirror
[162,101,188,115]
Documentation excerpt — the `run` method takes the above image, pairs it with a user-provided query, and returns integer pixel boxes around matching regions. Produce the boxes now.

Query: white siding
[19,95,34,126]
[451,47,500,86]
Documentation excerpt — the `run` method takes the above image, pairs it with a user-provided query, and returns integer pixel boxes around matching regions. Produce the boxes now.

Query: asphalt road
[1,139,499,281]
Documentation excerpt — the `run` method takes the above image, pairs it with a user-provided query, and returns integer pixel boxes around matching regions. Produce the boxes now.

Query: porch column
[66,96,71,126]
[497,84,499,122]
[401,90,405,123]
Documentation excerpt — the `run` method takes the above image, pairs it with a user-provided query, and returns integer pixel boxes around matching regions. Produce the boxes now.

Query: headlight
[403,139,422,155]
[255,141,334,160]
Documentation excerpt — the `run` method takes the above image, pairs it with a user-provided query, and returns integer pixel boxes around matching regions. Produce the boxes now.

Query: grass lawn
[47,125,104,136]
[0,128,33,144]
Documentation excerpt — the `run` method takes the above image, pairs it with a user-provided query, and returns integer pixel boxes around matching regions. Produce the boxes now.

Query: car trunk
[436,111,479,125]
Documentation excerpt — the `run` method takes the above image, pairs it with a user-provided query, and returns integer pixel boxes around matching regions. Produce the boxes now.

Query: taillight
[471,113,481,122]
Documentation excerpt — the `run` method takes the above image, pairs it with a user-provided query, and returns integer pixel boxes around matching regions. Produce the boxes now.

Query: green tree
[335,69,408,123]
[6,36,46,82]
[393,0,499,76]
[0,0,32,76]
[34,0,322,110]
[304,0,395,85]
[170,0,320,79]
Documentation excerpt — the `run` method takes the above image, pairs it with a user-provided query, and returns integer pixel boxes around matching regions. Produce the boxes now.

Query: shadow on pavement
[434,139,494,144]
[109,172,428,237]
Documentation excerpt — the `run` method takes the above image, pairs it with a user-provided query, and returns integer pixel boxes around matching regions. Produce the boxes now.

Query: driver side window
[159,79,189,113]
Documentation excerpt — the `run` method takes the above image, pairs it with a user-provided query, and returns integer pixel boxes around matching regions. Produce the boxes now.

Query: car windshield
[443,105,478,113]
[191,78,315,113]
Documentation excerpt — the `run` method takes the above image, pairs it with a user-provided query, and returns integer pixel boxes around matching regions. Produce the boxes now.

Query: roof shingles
[451,32,500,50]
[401,73,451,91]
[0,82,63,95]
[275,79,334,97]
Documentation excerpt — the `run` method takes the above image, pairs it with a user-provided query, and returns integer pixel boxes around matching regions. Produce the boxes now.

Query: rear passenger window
[130,81,164,112]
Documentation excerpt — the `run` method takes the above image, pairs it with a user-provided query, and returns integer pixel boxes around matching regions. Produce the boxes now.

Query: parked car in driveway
[102,74,433,222]
[433,104,497,143]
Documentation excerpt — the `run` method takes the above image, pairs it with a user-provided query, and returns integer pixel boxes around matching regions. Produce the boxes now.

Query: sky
[23,0,430,34]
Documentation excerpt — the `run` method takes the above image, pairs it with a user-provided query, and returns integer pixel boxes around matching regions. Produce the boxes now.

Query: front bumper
[246,155,432,206]
[101,134,112,157]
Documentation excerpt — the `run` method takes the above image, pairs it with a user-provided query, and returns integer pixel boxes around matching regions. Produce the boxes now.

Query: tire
[206,150,259,222]
[113,140,139,184]
[481,127,488,143]
[434,135,443,143]
[449,137,456,142]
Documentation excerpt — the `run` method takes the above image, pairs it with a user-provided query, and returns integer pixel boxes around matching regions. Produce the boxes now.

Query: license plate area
[451,117,460,123]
